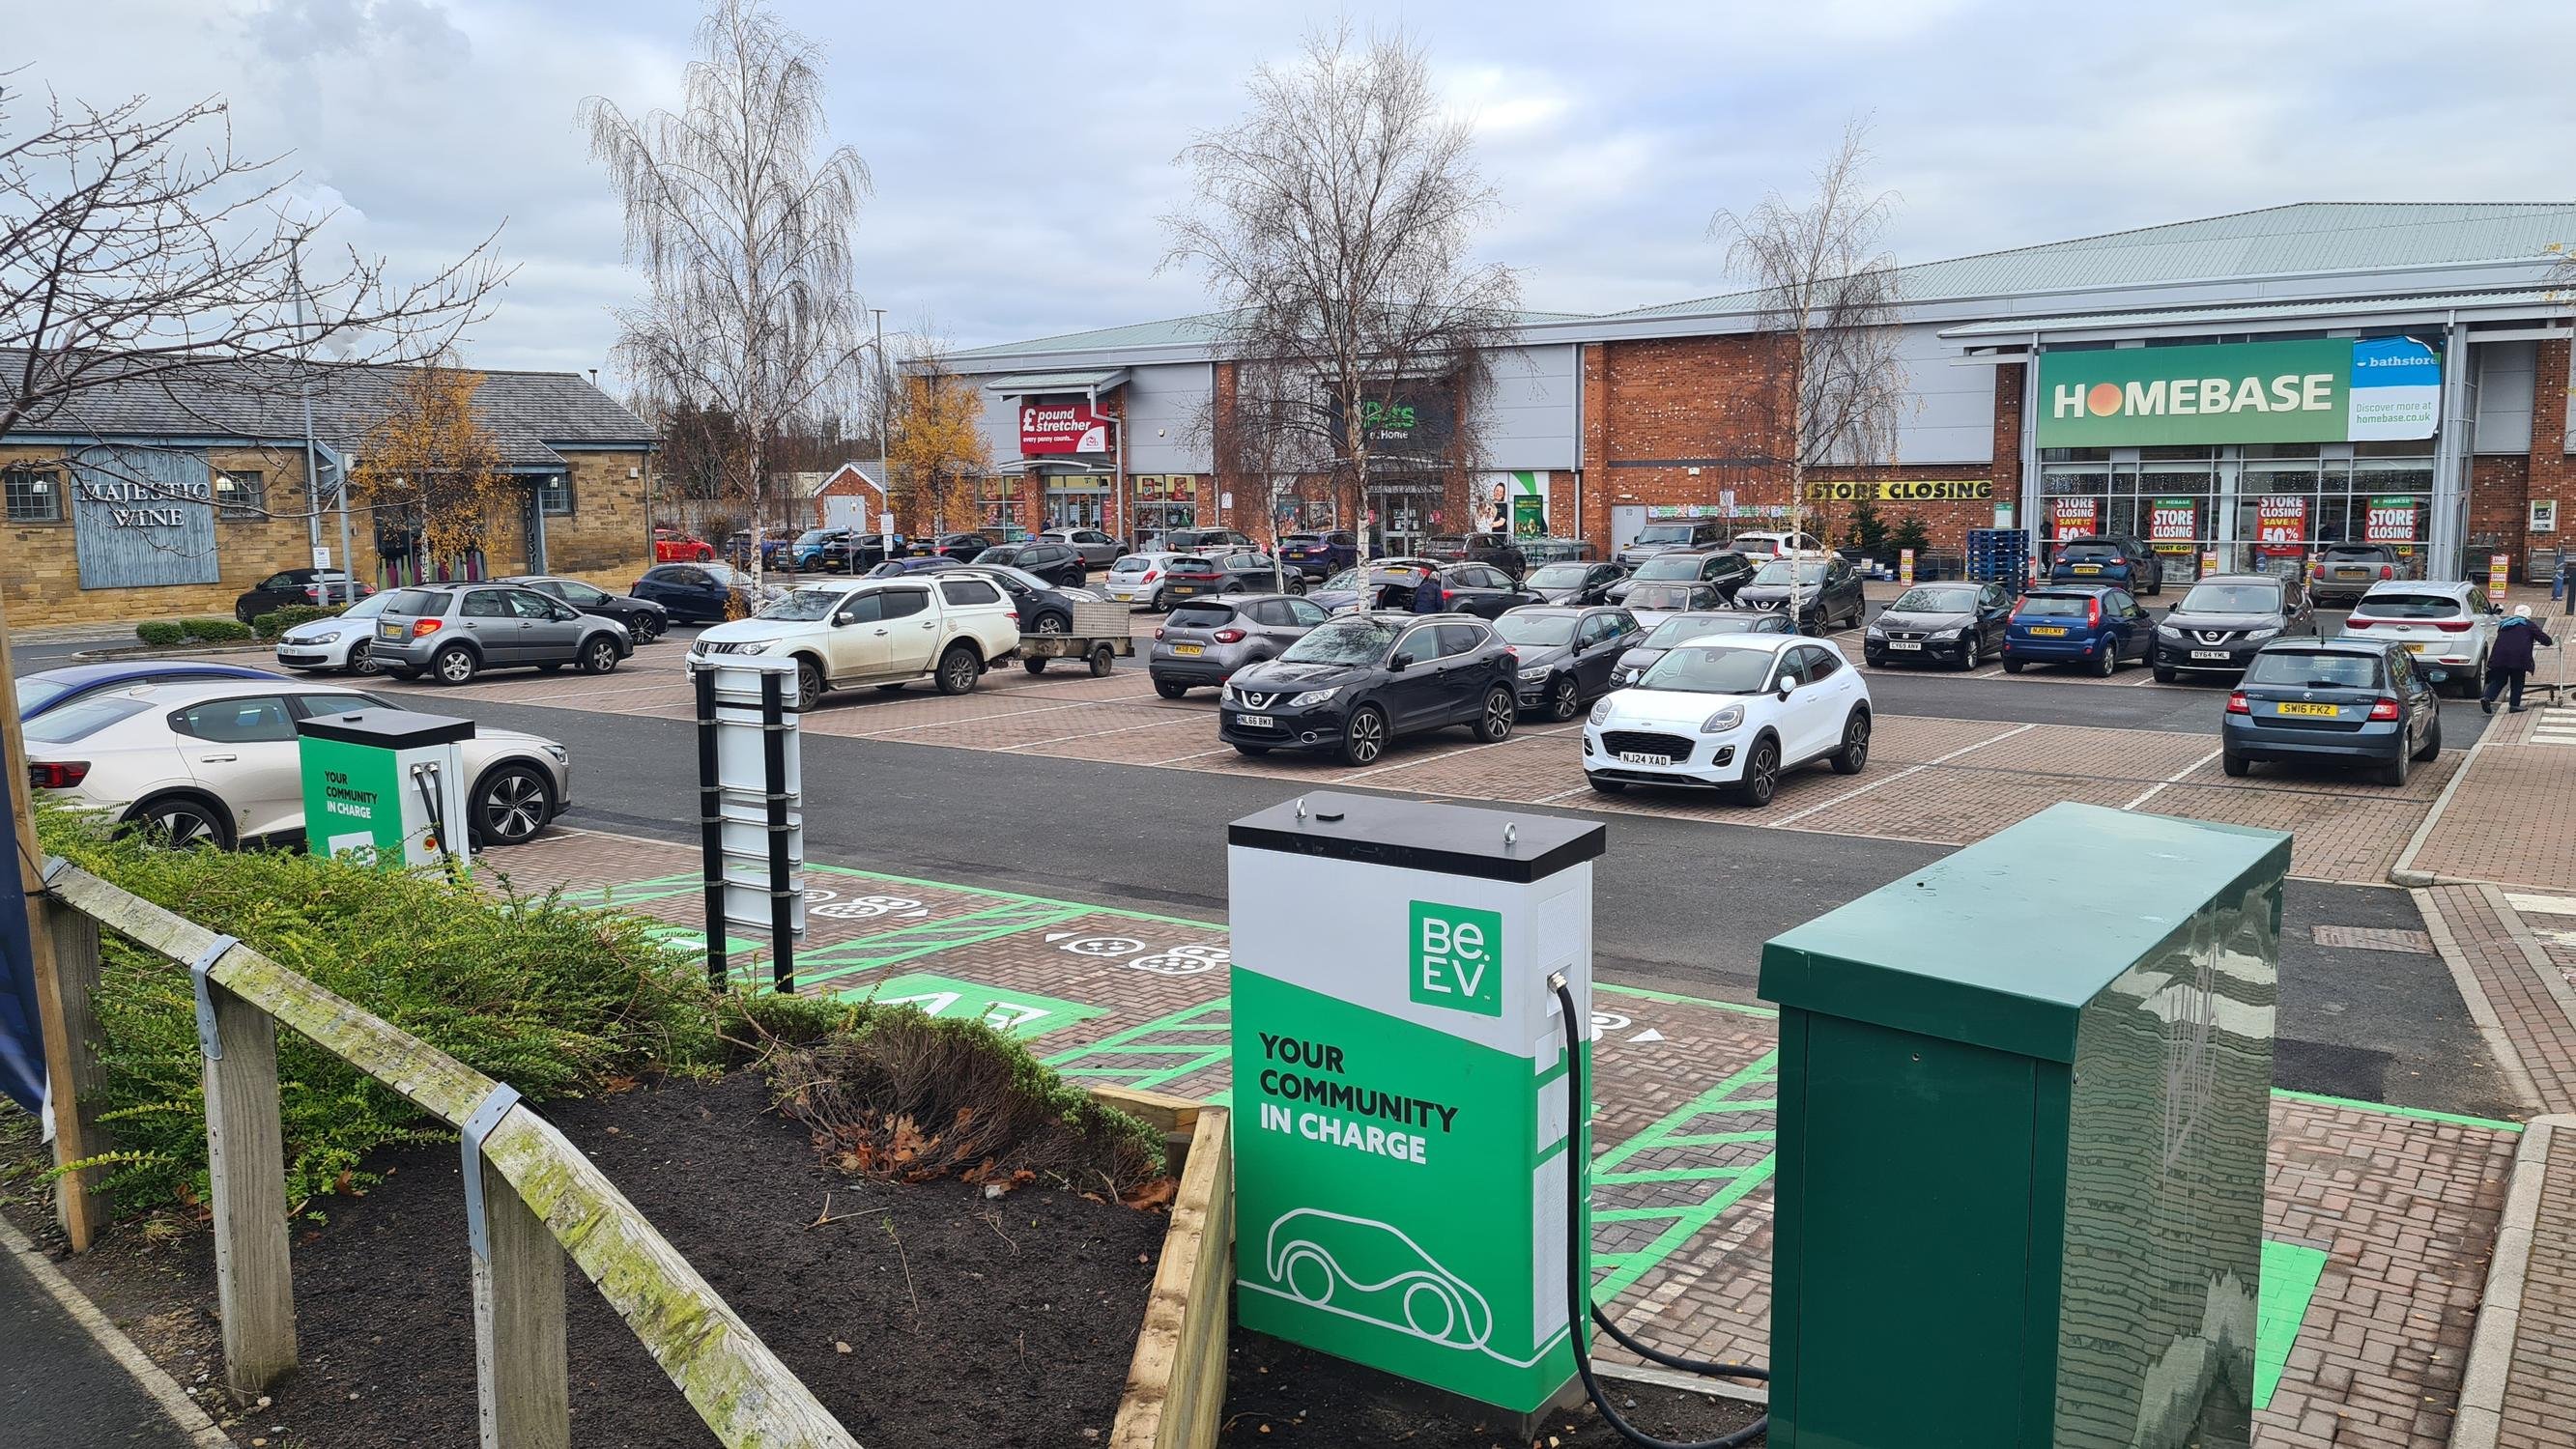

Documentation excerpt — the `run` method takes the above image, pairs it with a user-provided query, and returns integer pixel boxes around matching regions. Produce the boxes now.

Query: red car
[653,527,716,563]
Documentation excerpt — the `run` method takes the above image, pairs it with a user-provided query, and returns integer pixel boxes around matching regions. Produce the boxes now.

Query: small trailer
[1018,600,1136,677]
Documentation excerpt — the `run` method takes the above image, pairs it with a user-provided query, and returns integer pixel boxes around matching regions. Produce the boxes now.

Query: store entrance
[1366,481,1442,558]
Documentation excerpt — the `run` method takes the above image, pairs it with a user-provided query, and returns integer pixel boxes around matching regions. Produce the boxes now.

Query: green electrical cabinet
[1760,802,2286,1449]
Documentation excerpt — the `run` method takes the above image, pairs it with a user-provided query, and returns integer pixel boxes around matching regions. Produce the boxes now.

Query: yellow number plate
[2029,625,2069,637]
[2274,701,2340,717]
[2404,642,2430,654]
[2073,564,2102,574]
[1172,644,1204,656]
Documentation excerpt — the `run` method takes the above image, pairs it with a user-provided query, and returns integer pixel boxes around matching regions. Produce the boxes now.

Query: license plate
[1172,644,1204,656]
[1617,751,1673,766]
[2404,642,2430,654]
[1889,640,1922,650]
[2275,701,2340,717]
[2073,564,2102,574]
[379,623,403,639]
[2191,649,2231,660]
[1236,714,1273,730]
[2029,625,2069,637]
[2333,568,2362,578]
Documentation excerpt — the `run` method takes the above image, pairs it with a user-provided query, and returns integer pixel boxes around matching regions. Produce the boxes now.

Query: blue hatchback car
[2002,584,2155,676]
[2222,638,2440,785]
[2046,535,2163,596]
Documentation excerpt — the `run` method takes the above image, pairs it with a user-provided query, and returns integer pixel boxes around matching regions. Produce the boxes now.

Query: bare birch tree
[1163,24,1519,535]
[582,0,872,588]
[1712,122,1907,616]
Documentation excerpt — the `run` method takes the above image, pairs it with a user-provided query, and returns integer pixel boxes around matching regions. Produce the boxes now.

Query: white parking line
[1151,745,1242,765]
[1771,722,2040,826]
[849,691,1162,735]
[2119,747,2224,811]
[1004,717,1203,751]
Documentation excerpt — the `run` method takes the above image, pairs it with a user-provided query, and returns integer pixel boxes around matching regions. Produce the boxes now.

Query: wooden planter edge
[1094,1084,1234,1449]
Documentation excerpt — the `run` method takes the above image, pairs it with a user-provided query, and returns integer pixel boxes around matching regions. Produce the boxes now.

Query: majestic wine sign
[71,445,219,588]
[2036,337,2441,447]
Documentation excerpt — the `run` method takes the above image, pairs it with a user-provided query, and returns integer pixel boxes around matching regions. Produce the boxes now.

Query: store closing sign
[2364,497,2419,544]
[2050,497,2100,538]
[2148,498,2197,544]
[2256,497,2307,555]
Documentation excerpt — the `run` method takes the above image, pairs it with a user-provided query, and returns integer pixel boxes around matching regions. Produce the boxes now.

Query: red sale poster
[2255,496,2307,556]
[2050,497,2100,538]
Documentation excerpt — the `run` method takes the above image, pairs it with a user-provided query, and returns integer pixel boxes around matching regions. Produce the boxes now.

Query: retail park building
[947,201,2575,585]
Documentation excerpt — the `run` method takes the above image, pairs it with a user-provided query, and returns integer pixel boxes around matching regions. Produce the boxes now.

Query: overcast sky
[14,0,2574,380]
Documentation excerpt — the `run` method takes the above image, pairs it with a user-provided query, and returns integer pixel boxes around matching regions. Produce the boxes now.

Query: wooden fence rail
[45,860,861,1449]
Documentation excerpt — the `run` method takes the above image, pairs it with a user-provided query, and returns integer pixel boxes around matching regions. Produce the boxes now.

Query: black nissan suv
[1217,612,1518,765]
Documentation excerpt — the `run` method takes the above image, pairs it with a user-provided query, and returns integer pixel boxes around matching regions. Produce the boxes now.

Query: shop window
[5,466,62,523]
[2039,448,2110,465]
[2139,445,2221,462]
[535,472,574,516]
[215,469,266,520]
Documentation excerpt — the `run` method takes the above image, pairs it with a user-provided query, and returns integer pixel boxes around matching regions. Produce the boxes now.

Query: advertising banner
[2488,554,2510,605]
[1803,478,1993,503]
[2363,497,2419,544]
[2049,497,2100,539]
[1329,389,1457,456]
[2255,497,2307,556]
[2147,497,2198,544]
[1018,400,1114,456]
[2036,336,2443,447]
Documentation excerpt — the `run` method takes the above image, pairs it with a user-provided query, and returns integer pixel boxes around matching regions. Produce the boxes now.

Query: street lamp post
[873,309,891,572]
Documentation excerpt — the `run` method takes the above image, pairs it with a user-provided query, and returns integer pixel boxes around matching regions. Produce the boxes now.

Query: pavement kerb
[2485,882,2576,1032]
[2390,705,2502,886]
[0,1212,233,1449]
[2415,887,2549,1115]
[2450,1114,2570,1449]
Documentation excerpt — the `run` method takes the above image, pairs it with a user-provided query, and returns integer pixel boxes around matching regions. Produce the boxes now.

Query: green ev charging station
[1760,802,2285,1449]
[1229,792,1605,1426]
[295,707,476,871]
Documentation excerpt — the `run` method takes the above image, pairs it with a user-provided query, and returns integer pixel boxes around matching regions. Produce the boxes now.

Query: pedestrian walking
[1412,568,1445,614]
[2483,604,2555,714]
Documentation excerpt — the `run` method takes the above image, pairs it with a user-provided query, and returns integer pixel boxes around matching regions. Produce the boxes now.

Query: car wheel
[1735,736,1781,807]
[1023,657,1048,675]
[472,765,553,847]
[935,643,980,696]
[1150,588,1169,612]
[1830,710,1871,775]
[126,794,233,850]
[1958,637,1979,671]
[235,601,254,624]
[2094,642,2119,677]
[580,637,620,674]
[1474,687,1516,743]
[1544,675,1580,722]
[347,648,383,677]
[2003,658,2025,674]
[2450,659,2484,699]
[1233,743,1272,757]
[1340,704,1388,766]
[2154,665,2177,683]
[1284,576,1307,595]
[2413,713,2442,762]
[795,658,826,711]
[2375,749,2410,787]
[432,644,477,685]
[1588,776,1627,794]
[1155,680,1188,699]
[631,613,663,644]
[2222,752,2250,778]
[1034,612,1069,635]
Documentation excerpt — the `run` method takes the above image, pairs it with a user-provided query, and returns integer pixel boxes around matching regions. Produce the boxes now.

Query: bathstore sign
[2036,336,2441,446]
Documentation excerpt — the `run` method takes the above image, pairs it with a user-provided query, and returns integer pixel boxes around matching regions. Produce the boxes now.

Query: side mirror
[1391,650,1422,670]
[1776,682,1796,700]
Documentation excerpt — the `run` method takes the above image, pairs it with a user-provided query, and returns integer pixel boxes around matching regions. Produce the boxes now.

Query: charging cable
[1552,974,1769,1449]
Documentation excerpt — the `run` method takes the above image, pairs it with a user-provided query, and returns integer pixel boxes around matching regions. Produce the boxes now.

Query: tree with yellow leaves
[885,352,988,535]
[352,360,514,580]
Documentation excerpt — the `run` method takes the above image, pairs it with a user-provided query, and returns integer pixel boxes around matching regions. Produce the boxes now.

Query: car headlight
[1287,688,1338,708]
[1517,665,1550,681]
[1928,627,1963,640]
[1588,698,1615,725]
[1701,704,1746,733]
[540,744,569,765]
[2246,626,2280,641]
[736,639,777,654]
[2156,624,2182,639]
[1865,625,1886,639]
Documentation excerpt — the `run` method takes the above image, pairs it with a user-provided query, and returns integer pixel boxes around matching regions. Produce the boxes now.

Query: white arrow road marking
[1631,1029,1665,1044]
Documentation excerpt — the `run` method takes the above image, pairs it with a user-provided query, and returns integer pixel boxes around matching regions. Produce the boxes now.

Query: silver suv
[369,583,633,685]
[1149,593,1332,697]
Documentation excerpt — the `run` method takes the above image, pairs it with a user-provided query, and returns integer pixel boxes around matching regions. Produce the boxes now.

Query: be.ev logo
[1408,900,1502,1017]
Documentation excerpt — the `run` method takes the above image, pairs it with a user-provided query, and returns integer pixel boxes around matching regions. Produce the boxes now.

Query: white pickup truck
[690,575,1022,708]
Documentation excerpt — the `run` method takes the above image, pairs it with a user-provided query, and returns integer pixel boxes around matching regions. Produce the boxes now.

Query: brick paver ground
[2497,1129,2576,1449]
[2409,703,2576,892]
[2424,885,2576,1117]
[483,825,2525,1445]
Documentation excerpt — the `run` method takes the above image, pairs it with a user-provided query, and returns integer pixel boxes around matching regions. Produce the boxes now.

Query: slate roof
[3,351,654,468]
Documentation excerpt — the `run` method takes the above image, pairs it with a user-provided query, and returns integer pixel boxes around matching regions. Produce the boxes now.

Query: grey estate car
[369,583,633,684]
[1149,593,1334,696]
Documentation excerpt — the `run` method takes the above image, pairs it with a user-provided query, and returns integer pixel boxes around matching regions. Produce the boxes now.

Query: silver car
[1148,593,1333,697]
[1104,552,1187,611]
[368,583,632,685]
[21,679,572,849]
[2341,579,2504,696]
[1041,527,1123,568]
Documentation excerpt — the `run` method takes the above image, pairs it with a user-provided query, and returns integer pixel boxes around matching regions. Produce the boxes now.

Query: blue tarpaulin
[0,776,49,1114]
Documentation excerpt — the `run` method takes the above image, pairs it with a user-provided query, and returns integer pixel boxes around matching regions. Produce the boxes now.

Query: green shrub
[40,812,725,1212]
[176,617,254,643]
[135,621,186,647]
[1889,515,1932,556]
[252,604,347,640]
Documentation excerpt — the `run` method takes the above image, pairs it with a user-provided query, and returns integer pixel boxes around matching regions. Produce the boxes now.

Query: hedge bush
[252,603,348,640]
[134,621,186,647]
[176,617,254,643]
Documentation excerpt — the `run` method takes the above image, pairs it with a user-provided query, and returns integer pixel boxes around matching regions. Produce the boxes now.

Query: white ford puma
[1580,633,1871,806]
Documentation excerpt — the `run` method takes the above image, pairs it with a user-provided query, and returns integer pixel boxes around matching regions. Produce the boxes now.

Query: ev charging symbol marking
[1408,901,1503,1017]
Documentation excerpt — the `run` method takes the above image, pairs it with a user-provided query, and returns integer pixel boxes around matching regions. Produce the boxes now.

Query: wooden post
[45,907,112,1236]
[472,1159,569,1449]
[200,970,298,1396]
[0,590,105,1252]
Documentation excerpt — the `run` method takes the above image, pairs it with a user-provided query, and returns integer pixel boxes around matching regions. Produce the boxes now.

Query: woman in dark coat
[2483,606,2557,714]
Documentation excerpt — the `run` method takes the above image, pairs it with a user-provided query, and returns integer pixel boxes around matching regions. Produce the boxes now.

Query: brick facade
[2526,338,2572,581]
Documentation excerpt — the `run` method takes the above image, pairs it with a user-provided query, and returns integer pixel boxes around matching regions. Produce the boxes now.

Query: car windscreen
[1526,563,1591,587]
[1317,570,1359,593]
[1111,555,1155,572]
[2017,594,2094,618]
[15,677,74,714]
[1165,603,1236,629]
[2320,545,2390,560]
[797,529,837,545]
[1166,555,1217,573]
[1633,555,1703,582]
[1641,645,1774,694]
[337,592,392,618]
[758,589,847,622]
[24,696,150,744]
[1625,584,1698,610]
[1890,586,1977,613]
[1279,617,1402,666]
[1634,524,1698,544]
[1494,613,1577,647]
[2177,582,2281,613]
[2357,592,2462,619]
[1645,613,1749,646]
[2244,650,2383,690]
[1750,560,1827,585]
[385,589,446,615]
[2057,542,2122,561]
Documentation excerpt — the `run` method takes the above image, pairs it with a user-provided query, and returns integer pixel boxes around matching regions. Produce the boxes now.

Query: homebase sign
[1229,796,1601,1417]
[2037,336,2441,446]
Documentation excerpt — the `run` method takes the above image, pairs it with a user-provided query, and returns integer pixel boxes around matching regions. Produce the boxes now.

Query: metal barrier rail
[43,859,860,1449]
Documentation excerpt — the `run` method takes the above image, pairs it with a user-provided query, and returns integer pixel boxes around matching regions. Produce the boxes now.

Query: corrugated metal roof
[979,368,1131,394]
[3,350,653,466]
[955,308,1593,362]
[1614,202,2576,321]
[1940,289,2566,339]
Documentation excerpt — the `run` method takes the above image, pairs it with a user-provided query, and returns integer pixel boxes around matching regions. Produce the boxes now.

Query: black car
[1218,612,1518,765]
[2308,543,2402,607]
[1154,527,1255,554]
[233,568,376,622]
[1519,537,1601,566]
[1422,532,1528,581]
[501,575,671,643]
[1608,611,1795,687]
[2047,534,2163,595]
[631,562,765,622]
[1365,561,1542,618]
[1524,560,1628,606]
[956,565,1081,634]
[1733,554,1867,633]
[973,539,1088,587]
[1612,552,1754,607]
[1616,518,1728,568]
[1493,606,1644,720]
[2221,638,2440,785]
[2152,574,2317,681]
[1278,530,1359,580]
[1165,551,1294,601]
[1863,581,2015,670]
[911,531,993,561]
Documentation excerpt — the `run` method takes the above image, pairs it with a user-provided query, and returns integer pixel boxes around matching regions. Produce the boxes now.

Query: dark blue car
[2222,638,2440,785]
[2046,535,2163,596]
[14,662,284,720]
[2002,584,2155,676]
